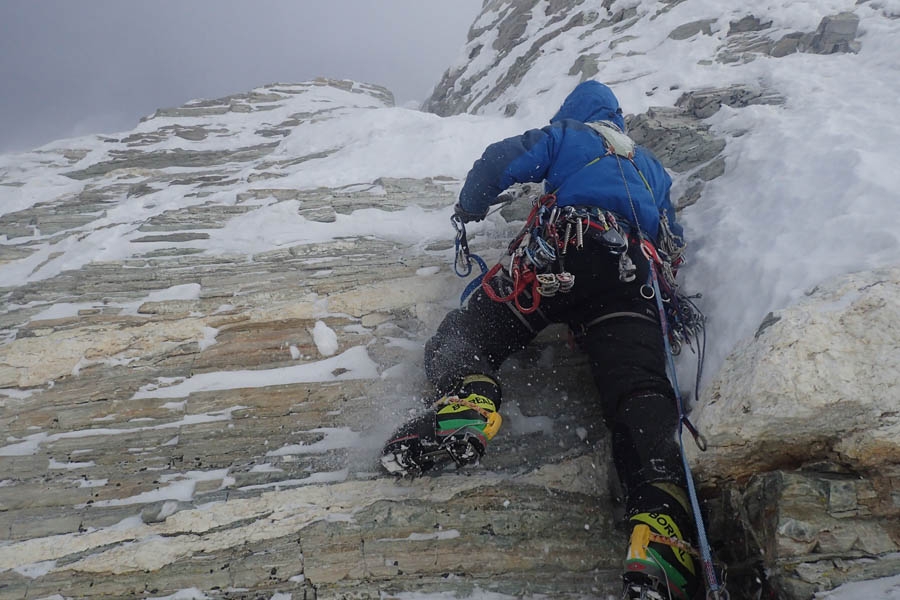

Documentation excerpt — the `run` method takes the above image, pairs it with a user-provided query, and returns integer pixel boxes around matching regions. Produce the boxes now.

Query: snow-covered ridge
[0,78,523,289]
[1,80,392,205]
[425,0,891,120]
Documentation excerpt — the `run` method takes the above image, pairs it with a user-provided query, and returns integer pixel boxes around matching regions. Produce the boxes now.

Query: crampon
[381,426,485,476]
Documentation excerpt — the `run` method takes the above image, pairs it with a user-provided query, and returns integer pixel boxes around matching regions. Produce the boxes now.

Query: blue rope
[459,254,488,307]
[647,261,727,600]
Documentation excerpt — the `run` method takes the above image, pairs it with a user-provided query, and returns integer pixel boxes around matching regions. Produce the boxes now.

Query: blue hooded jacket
[458,81,681,242]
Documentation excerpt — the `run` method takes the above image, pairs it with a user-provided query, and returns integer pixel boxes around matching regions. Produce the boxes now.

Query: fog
[0,0,482,153]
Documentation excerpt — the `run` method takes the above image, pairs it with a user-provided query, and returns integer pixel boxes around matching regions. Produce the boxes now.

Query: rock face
[689,267,900,598]
[0,189,623,597]
[423,0,631,118]
[1,3,895,600]
[0,80,626,600]
[694,268,900,481]
[721,12,861,62]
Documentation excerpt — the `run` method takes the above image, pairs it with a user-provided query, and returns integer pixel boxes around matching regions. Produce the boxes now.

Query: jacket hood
[550,81,625,131]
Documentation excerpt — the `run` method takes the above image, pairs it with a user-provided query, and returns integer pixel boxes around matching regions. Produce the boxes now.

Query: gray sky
[0,1,482,153]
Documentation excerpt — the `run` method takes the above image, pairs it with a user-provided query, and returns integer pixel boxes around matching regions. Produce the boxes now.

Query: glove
[453,203,486,224]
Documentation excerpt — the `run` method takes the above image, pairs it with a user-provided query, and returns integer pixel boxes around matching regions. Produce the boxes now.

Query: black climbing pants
[424,231,687,515]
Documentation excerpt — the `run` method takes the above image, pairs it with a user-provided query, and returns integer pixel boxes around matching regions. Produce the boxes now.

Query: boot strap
[646,531,699,557]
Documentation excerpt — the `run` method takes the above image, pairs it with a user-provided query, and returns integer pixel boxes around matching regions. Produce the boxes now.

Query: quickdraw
[638,235,705,359]
[480,193,570,314]
[452,214,485,278]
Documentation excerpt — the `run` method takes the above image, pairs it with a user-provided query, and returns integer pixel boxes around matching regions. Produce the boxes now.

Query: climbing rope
[615,152,726,600]
[646,255,724,599]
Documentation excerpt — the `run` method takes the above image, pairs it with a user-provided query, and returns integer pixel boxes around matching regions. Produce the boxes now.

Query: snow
[78,478,109,488]
[0,406,245,456]
[13,560,57,579]
[237,469,350,491]
[146,589,210,600]
[23,284,202,322]
[377,529,461,542]
[198,326,219,350]
[83,480,196,508]
[131,346,379,399]
[29,302,96,322]
[378,589,549,600]
[82,469,231,508]
[48,458,95,470]
[266,428,361,457]
[311,320,339,356]
[143,283,202,303]
[249,463,283,473]
[0,387,34,400]
[815,573,900,600]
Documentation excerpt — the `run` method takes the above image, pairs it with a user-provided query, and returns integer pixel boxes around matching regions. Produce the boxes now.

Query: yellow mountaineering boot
[381,374,502,476]
[623,484,701,600]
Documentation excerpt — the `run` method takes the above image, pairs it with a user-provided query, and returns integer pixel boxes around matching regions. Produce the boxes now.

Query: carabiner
[452,215,473,277]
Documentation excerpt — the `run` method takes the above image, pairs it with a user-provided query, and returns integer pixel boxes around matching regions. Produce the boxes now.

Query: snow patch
[132,346,378,399]
[267,429,360,457]
[48,458,95,470]
[13,560,57,579]
[311,320,339,357]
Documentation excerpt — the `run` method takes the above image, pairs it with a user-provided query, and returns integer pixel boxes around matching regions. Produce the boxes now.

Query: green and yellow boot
[623,484,700,600]
[381,374,502,476]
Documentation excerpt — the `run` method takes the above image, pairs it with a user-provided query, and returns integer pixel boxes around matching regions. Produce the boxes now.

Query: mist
[0,0,481,153]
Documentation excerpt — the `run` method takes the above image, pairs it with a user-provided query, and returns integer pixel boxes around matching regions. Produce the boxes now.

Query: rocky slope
[0,80,625,600]
[2,2,899,600]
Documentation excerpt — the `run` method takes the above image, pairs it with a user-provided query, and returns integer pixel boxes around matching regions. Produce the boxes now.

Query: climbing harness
[475,194,641,314]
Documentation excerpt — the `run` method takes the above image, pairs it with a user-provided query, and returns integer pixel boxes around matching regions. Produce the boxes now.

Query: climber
[381,80,700,600]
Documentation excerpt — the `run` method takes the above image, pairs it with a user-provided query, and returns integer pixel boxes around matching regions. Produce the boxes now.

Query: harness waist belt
[583,311,657,330]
